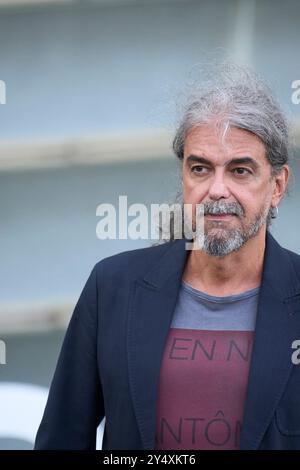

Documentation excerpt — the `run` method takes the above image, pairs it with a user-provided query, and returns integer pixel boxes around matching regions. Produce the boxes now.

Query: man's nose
[208,169,231,200]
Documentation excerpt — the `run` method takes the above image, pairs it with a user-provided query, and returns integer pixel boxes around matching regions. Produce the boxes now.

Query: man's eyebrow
[185,155,211,165]
[227,157,259,169]
[185,155,259,169]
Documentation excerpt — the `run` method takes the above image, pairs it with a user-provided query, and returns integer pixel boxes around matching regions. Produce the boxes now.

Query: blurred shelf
[0,120,299,173]
[0,0,180,9]
[0,129,172,172]
[0,300,74,335]
[0,0,72,6]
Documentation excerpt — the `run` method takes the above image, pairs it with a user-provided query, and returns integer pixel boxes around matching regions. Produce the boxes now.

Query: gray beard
[198,206,272,257]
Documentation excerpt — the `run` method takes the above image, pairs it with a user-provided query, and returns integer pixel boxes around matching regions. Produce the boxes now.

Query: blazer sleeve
[34,264,105,449]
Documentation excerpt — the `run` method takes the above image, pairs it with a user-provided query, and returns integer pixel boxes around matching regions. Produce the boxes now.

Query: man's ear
[271,165,289,208]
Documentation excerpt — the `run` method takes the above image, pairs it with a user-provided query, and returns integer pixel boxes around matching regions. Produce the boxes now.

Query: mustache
[203,201,244,217]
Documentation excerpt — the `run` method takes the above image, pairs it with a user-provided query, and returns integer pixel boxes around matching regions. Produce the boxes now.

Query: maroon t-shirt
[154,281,259,450]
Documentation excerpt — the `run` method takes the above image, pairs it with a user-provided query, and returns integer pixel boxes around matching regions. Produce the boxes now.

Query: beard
[192,200,272,257]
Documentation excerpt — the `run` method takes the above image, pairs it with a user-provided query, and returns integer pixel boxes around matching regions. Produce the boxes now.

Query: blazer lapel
[127,238,189,449]
[239,232,300,449]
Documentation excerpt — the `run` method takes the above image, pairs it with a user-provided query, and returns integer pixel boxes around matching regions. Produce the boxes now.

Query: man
[35,62,300,450]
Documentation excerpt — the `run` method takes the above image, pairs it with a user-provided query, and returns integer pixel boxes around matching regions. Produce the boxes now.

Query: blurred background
[0,0,300,449]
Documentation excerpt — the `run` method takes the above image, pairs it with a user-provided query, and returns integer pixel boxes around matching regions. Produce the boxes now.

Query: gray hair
[172,60,289,176]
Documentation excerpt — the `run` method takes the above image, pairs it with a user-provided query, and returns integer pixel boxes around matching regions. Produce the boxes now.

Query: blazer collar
[143,231,300,296]
[142,237,190,289]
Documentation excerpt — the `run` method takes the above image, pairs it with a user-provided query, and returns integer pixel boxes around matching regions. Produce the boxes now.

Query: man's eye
[191,166,209,174]
[233,167,251,176]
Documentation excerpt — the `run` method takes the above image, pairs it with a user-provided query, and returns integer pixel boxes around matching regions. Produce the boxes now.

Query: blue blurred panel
[0,1,234,139]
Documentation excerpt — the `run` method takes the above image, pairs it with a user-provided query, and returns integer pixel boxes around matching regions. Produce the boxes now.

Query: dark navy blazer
[35,231,300,450]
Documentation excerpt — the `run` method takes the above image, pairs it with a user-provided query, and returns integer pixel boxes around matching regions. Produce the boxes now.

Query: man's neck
[182,228,266,297]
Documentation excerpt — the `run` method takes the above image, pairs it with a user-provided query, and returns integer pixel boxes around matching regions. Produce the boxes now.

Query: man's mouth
[205,213,237,220]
